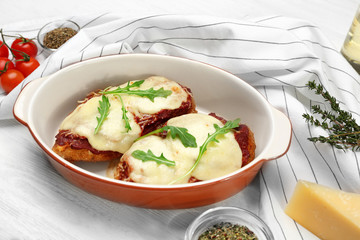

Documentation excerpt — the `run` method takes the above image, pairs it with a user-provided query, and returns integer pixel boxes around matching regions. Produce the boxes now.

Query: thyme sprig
[302,80,360,151]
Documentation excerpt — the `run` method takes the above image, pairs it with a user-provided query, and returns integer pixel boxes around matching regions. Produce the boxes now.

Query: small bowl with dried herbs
[185,207,274,240]
[37,19,80,53]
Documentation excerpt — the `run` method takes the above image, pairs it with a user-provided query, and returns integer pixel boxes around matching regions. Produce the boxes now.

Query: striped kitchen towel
[1,13,359,240]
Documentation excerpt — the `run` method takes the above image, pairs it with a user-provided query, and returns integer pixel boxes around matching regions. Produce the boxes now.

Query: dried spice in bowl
[198,222,258,240]
[43,27,77,49]
[185,207,273,240]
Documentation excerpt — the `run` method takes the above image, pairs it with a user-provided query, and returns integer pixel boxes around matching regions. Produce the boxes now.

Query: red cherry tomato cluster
[0,33,40,94]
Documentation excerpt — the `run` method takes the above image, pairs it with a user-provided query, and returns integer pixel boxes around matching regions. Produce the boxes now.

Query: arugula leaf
[101,80,172,102]
[94,95,111,134]
[168,118,241,184]
[132,149,175,166]
[116,94,131,132]
[136,126,197,148]
[126,79,145,89]
[165,126,197,148]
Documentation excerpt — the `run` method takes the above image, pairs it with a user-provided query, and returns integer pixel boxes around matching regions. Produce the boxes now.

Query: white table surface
[1,0,359,239]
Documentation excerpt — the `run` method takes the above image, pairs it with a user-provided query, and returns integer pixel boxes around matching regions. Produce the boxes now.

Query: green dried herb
[43,27,77,49]
[131,149,175,166]
[136,125,197,148]
[303,80,360,150]
[198,222,258,240]
[94,95,110,134]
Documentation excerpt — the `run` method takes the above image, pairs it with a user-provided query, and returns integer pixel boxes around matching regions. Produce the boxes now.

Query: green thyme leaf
[101,80,172,102]
[304,80,360,151]
[136,126,197,148]
[132,149,175,166]
[94,95,111,134]
[169,118,241,184]
[116,94,131,132]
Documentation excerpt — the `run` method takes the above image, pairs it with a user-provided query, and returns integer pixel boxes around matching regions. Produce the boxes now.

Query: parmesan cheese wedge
[285,180,360,240]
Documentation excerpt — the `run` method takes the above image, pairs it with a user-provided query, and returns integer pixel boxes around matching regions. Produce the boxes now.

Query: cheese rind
[285,180,360,240]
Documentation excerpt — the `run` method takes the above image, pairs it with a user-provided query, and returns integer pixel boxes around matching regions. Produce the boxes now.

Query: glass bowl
[37,19,80,53]
[185,207,274,240]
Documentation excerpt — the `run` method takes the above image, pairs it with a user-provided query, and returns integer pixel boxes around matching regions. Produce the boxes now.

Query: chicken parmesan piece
[113,113,256,184]
[52,76,196,162]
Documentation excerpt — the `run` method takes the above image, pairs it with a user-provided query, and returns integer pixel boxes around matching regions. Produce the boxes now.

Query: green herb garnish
[136,126,197,148]
[303,80,360,151]
[116,94,131,132]
[101,80,172,102]
[169,118,240,184]
[198,222,258,240]
[132,149,175,166]
[94,80,173,134]
[94,95,111,134]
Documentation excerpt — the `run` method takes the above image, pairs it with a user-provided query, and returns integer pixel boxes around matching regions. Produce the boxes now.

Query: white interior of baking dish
[24,54,274,185]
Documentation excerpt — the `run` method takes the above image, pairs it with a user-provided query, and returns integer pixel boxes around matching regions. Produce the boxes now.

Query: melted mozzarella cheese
[112,76,188,115]
[123,113,243,184]
[59,76,189,153]
[124,136,195,184]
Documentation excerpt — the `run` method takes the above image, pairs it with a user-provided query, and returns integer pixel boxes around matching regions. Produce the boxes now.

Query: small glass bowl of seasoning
[185,207,274,240]
[37,19,80,53]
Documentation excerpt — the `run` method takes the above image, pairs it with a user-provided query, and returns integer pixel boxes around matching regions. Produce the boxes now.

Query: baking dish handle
[13,77,47,126]
[262,107,292,161]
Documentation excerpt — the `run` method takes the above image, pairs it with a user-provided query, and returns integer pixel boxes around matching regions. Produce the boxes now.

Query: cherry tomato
[0,57,15,75]
[0,69,25,94]
[11,37,38,59]
[0,41,9,58]
[16,57,40,77]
